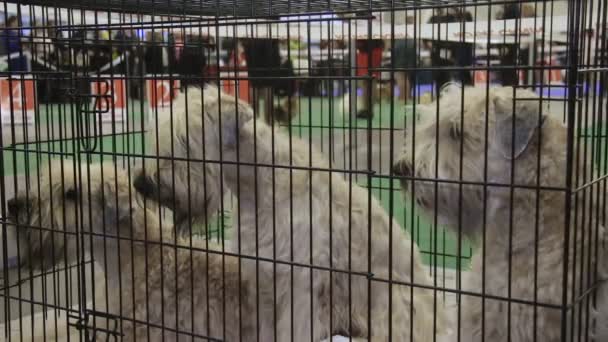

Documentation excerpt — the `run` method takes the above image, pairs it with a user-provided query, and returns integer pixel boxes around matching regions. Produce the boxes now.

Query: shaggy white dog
[7,161,255,341]
[393,85,608,341]
[134,85,446,341]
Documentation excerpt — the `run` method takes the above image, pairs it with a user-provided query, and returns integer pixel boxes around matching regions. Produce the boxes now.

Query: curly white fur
[8,161,254,341]
[394,86,608,341]
[137,85,446,341]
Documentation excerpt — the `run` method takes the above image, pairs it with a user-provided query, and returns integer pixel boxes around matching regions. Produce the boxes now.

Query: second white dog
[134,85,445,341]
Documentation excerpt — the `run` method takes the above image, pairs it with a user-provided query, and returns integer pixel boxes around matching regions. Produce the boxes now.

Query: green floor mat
[289,99,410,138]
[367,176,472,269]
[3,132,145,176]
[1,99,503,271]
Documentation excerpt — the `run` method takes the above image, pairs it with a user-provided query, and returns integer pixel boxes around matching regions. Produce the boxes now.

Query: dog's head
[133,85,253,234]
[392,86,556,235]
[6,160,136,269]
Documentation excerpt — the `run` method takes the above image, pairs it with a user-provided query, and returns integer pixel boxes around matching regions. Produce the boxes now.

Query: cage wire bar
[0,0,605,341]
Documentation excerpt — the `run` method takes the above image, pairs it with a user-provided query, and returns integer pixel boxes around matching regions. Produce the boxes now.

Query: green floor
[290,99,472,269]
[3,102,146,176]
[3,98,473,270]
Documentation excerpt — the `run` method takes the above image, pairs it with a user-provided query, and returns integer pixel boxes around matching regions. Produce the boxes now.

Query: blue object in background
[413,83,434,98]
[535,81,602,98]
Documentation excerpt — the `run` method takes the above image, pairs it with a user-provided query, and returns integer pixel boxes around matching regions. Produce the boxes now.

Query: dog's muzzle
[133,173,157,198]
[392,160,412,178]
[7,197,32,220]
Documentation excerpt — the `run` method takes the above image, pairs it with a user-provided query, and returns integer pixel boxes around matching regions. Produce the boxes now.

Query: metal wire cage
[0,0,605,341]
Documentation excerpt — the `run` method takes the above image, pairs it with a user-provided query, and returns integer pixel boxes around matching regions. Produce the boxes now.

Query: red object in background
[474,69,488,86]
[356,47,383,78]
[549,62,563,83]
[147,77,180,111]
[222,50,251,103]
[474,67,505,86]
[356,40,384,78]
[205,64,219,79]
[519,69,526,85]
[536,58,564,84]
[90,76,126,122]
[0,77,35,125]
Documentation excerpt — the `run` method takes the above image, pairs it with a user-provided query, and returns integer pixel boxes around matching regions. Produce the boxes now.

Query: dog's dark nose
[133,173,155,198]
[7,197,24,217]
[392,161,412,177]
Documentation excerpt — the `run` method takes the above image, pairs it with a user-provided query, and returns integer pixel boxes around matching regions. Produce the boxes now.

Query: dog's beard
[404,182,483,236]
[172,193,214,236]
[17,226,68,270]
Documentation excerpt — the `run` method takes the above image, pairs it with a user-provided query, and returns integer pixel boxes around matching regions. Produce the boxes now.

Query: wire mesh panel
[0,0,605,341]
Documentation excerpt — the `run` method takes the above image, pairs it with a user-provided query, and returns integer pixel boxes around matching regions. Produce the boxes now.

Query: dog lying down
[393,85,608,341]
[7,161,255,341]
[134,85,446,341]
[6,160,375,341]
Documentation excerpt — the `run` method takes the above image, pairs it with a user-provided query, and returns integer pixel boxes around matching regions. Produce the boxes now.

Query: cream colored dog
[134,85,445,341]
[7,161,255,341]
[393,85,608,341]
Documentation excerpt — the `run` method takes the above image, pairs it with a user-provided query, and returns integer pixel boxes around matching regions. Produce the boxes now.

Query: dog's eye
[65,188,78,200]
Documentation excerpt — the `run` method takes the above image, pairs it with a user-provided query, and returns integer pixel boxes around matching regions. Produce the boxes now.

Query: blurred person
[2,16,20,54]
[316,39,349,98]
[47,20,68,67]
[28,21,56,102]
[114,29,141,98]
[28,21,54,58]
[243,37,297,124]
[497,4,535,86]
[1,15,27,71]
[145,31,169,74]
[498,3,536,20]
[450,7,474,85]
[393,15,417,102]
[355,38,384,118]
[428,8,474,88]
[174,34,208,89]
[90,30,112,71]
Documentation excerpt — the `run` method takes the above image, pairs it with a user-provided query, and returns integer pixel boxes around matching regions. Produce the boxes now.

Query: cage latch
[69,309,123,341]
[70,87,112,153]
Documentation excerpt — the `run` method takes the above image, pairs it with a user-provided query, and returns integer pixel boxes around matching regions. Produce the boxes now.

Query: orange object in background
[147,77,180,111]
[0,76,35,125]
[535,58,564,85]
[90,76,127,122]
[356,47,383,78]
[474,69,488,85]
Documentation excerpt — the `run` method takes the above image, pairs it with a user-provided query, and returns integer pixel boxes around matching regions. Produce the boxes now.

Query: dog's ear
[493,93,542,160]
[220,102,254,148]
